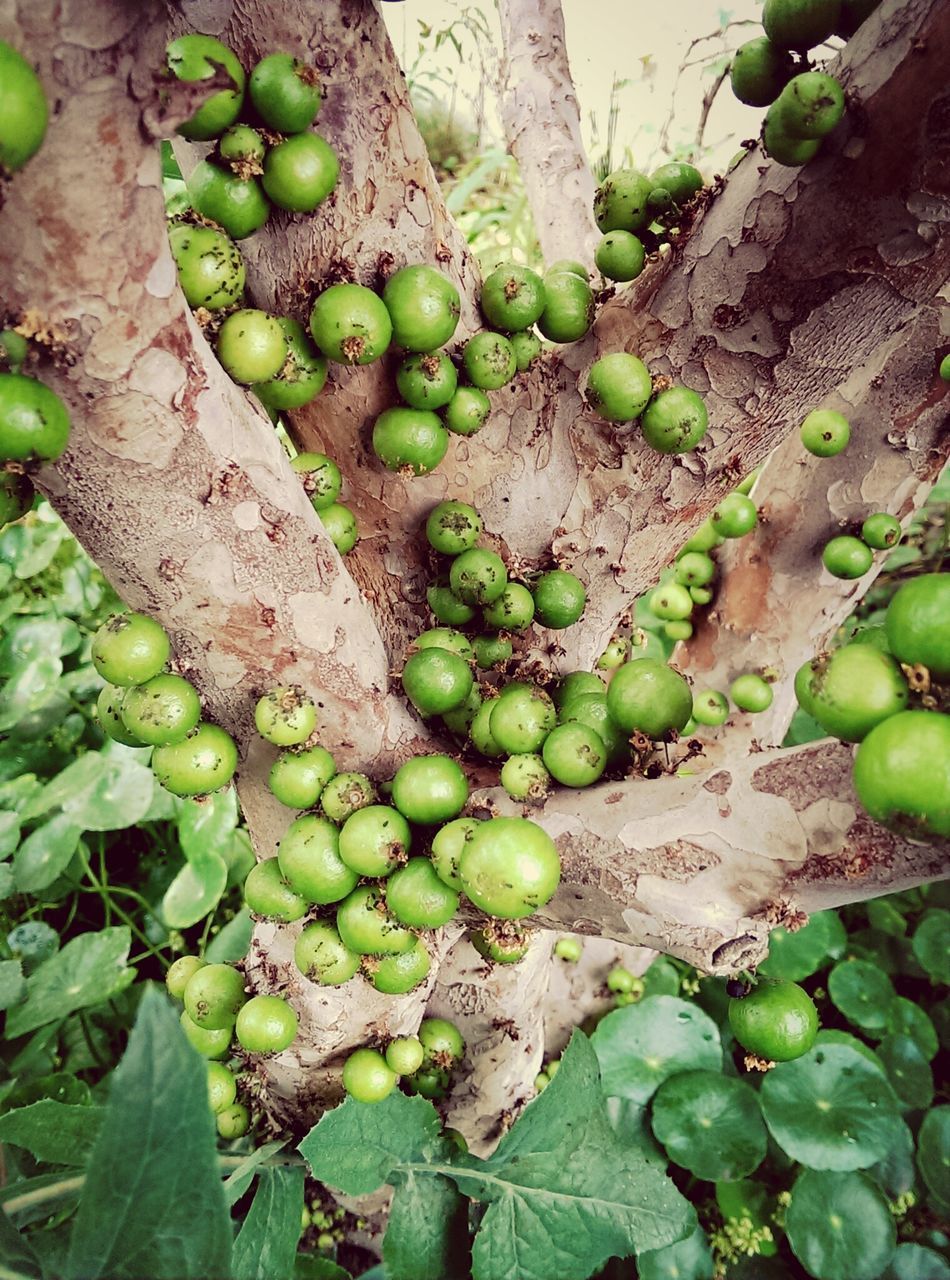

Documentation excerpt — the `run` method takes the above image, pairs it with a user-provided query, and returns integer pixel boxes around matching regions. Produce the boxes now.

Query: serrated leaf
[65,987,231,1279]
[299,1091,444,1197]
[0,1100,104,1166]
[232,1165,304,1280]
[385,1171,469,1280]
[13,813,83,893]
[161,856,228,929]
[5,927,134,1038]
[0,959,25,1011]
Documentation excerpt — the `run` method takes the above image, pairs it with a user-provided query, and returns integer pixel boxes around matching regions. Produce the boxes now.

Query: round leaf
[591,996,721,1105]
[759,911,846,981]
[6,920,59,972]
[882,1244,950,1280]
[651,1070,766,1181]
[912,912,950,984]
[786,1169,896,1280]
[828,959,895,1034]
[637,1225,714,1280]
[814,1029,885,1071]
[865,1118,916,1199]
[760,1042,903,1170]
[917,1107,950,1205]
[876,1034,934,1110]
[886,998,938,1062]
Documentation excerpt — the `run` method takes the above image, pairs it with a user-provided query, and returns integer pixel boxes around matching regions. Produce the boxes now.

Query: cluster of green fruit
[342,1018,465,1104]
[796,572,950,839]
[290,450,357,555]
[164,952,300,1137]
[592,160,705,282]
[729,0,876,166]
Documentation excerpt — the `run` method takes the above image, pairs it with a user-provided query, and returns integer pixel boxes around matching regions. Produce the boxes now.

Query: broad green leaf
[178,787,238,861]
[866,1118,916,1199]
[0,863,13,901]
[0,774,42,813]
[222,1138,287,1207]
[650,1070,766,1181]
[786,1170,895,1280]
[206,907,255,963]
[637,1225,714,1280]
[814,1028,885,1071]
[866,899,908,938]
[6,921,59,972]
[758,911,846,981]
[0,655,62,732]
[0,618,70,674]
[300,1091,444,1197]
[3,1072,91,1111]
[5,927,134,1038]
[828,959,895,1034]
[640,958,680,998]
[917,1107,950,1205]
[0,1203,42,1277]
[912,912,950,984]
[760,1043,903,1171]
[65,987,231,1279]
[0,959,25,1011]
[603,1097,666,1163]
[294,1259,352,1280]
[13,813,82,893]
[882,1244,950,1279]
[161,856,228,930]
[385,1171,469,1280]
[0,517,66,577]
[877,1034,934,1110]
[0,809,20,857]
[886,998,938,1061]
[0,1100,104,1166]
[591,996,721,1104]
[20,749,154,830]
[232,1165,304,1280]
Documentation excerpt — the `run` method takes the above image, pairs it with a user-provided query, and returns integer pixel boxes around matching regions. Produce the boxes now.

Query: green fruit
[650,582,693,622]
[339,804,411,877]
[471,925,531,965]
[462,332,517,390]
[430,817,480,890]
[443,385,491,435]
[291,452,341,511]
[940,354,950,383]
[728,978,819,1061]
[0,41,48,172]
[269,744,336,810]
[410,628,474,662]
[473,634,513,669]
[386,858,459,928]
[861,513,901,551]
[294,920,360,986]
[650,162,703,206]
[482,582,535,631]
[262,132,338,211]
[253,319,327,411]
[594,231,645,283]
[689,585,714,606]
[542,722,606,788]
[283,813,353,903]
[594,168,654,233]
[336,885,415,956]
[319,503,358,554]
[419,1017,465,1065]
[320,771,377,823]
[800,408,850,456]
[822,535,873,580]
[217,1102,250,1139]
[369,938,431,994]
[184,962,246,1030]
[372,406,448,476]
[235,994,297,1054]
[884,574,950,679]
[480,265,546,332]
[469,699,504,758]
[310,283,392,365]
[342,1048,397,1102]
[692,689,729,726]
[664,619,693,643]
[92,612,169,687]
[217,309,288,385]
[425,500,482,555]
[674,551,715,588]
[532,569,586,628]
[554,937,583,963]
[730,673,774,713]
[730,37,795,107]
[207,1061,237,1114]
[552,671,603,708]
[427,576,476,625]
[0,373,71,463]
[641,386,708,454]
[559,693,630,767]
[166,955,206,1001]
[597,637,629,670]
[96,685,146,747]
[243,857,308,922]
[181,1009,231,1060]
[853,710,950,838]
[219,124,266,168]
[391,754,469,825]
[763,0,842,49]
[606,659,692,737]
[776,71,846,139]
[763,105,821,166]
[546,260,588,279]
[383,265,462,352]
[166,35,245,141]
[152,722,238,796]
[510,330,542,370]
[254,686,317,747]
[678,519,723,556]
[120,673,200,746]
[168,223,245,311]
[441,684,483,735]
[711,492,757,539]
[248,53,321,133]
[0,330,28,373]
[459,816,560,920]
[396,352,458,410]
[796,645,908,742]
[386,1037,425,1075]
[586,353,652,422]
[489,684,557,755]
[450,548,508,605]
[501,753,551,801]
[186,160,269,239]
[537,272,594,343]
[402,647,474,717]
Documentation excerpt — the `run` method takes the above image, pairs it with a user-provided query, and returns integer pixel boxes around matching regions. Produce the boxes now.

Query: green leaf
[0,618,71,674]
[876,1034,934,1110]
[0,1100,104,1166]
[0,1204,42,1278]
[640,958,680,998]
[882,1244,950,1279]
[13,813,83,893]
[462,1033,692,1280]
[866,899,908,938]
[0,517,66,577]
[178,787,238,861]
[0,809,20,857]
[786,1170,896,1280]
[65,987,231,1279]
[866,1118,916,1199]
[385,1171,469,1280]
[917,1107,950,1205]
[294,1260,352,1280]
[760,1042,903,1171]
[591,996,721,1105]
[912,912,950,984]
[299,1091,444,1197]
[0,863,13,901]
[758,911,846,981]
[5,927,134,1038]
[206,907,255,963]
[232,1165,304,1280]
[0,959,25,1011]
[885,998,938,1061]
[637,1225,714,1280]
[21,749,154,831]
[0,655,62,732]
[222,1138,288,1207]
[161,856,228,929]
[650,1070,766,1181]
[814,1028,884,1071]
[827,959,895,1034]
[6,921,59,973]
